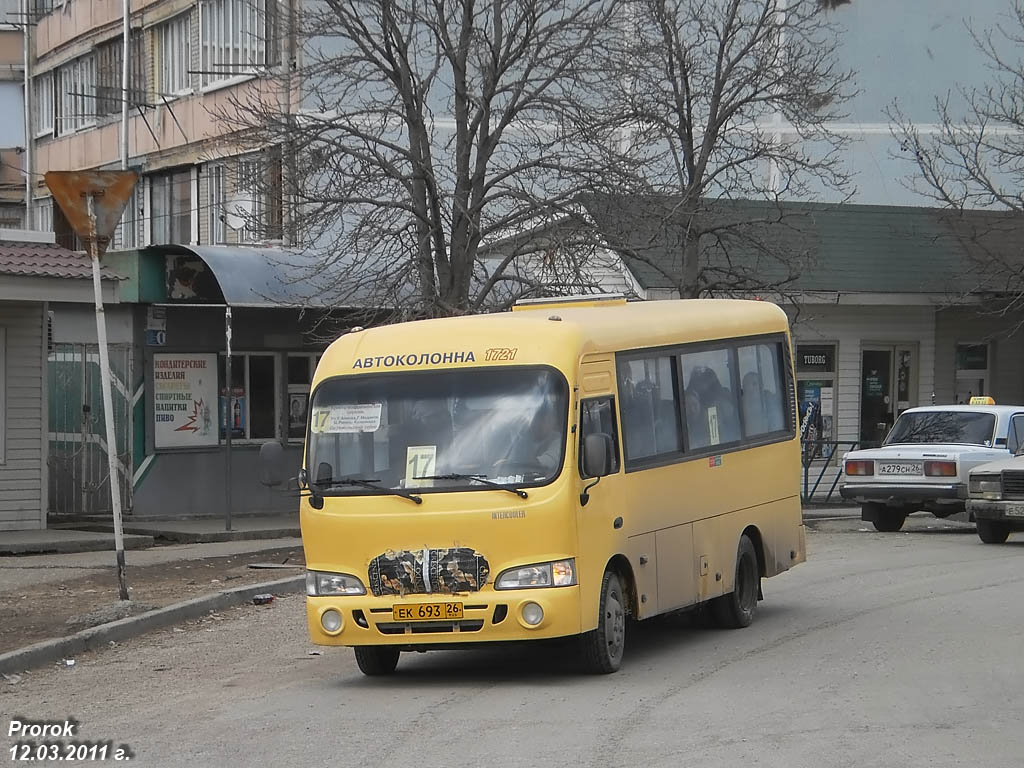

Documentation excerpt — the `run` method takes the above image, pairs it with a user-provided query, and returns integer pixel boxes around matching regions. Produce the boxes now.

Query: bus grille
[1002,471,1024,499]
[376,620,485,635]
[367,547,490,596]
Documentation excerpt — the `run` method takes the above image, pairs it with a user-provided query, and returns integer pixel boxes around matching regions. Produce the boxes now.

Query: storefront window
[796,344,836,461]
[217,353,278,440]
[955,343,989,404]
[288,354,316,439]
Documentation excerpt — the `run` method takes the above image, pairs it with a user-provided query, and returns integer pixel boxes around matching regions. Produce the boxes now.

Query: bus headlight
[495,559,576,589]
[306,571,366,596]
[970,475,1002,500]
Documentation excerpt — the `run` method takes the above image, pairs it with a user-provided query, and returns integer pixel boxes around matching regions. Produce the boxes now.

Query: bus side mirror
[259,441,286,487]
[583,433,614,478]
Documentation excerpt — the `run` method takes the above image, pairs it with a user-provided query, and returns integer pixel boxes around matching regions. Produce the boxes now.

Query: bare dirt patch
[1,547,305,654]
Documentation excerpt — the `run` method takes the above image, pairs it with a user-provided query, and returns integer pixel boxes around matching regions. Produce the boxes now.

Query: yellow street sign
[44,170,139,257]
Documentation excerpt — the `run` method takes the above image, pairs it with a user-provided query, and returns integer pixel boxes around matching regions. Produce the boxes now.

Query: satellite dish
[224,193,254,231]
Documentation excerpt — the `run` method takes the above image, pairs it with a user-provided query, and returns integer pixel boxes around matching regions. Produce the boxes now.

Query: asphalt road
[4,515,1024,768]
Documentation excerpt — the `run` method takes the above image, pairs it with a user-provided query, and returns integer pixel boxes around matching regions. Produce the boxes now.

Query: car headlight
[969,475,1002,500]
[495,559,577,589]
[306,571,366,596]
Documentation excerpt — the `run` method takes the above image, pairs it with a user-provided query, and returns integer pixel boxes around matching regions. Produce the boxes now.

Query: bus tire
[712,535,759,629]
[580,570,626,674]
[353,646,400,676]
[977,520,1011,544]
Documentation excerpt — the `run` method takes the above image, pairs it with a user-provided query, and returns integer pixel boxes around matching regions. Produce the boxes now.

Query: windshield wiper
[313,477,422,504]
[415,473,528,499]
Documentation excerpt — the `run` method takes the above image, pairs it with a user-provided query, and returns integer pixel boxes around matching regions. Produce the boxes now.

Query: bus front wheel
[580,570,626,674]
[712,535,759,629]
[354,646,400,676]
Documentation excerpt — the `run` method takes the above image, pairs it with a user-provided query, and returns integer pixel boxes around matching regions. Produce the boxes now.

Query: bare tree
[218,0,625,318]
[599,0,855,298]
[888,1,1024,315]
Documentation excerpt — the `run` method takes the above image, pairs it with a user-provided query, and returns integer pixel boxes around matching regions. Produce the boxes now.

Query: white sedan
[840,404,1024,532]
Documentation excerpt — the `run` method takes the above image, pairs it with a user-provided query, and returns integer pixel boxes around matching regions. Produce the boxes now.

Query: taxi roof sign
[969,396,996,405]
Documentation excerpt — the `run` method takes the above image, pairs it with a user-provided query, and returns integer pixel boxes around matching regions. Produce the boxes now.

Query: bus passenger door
[578,360,658,620]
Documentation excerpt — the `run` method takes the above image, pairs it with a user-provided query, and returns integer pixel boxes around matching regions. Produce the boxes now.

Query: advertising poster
[219,388,246,439]
[288,387,309,438]
[798,379,835,461]
[153,354,218,449]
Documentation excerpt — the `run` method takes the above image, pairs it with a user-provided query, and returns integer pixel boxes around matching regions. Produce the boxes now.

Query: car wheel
[977,520,1011,544]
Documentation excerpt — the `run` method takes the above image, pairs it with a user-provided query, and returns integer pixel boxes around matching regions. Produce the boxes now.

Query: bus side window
[580,397,621,476]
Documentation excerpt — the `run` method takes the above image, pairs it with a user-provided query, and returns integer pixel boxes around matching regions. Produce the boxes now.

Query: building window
[56,54,97,135]
[618,355,682,462]
[287,353,317,439]
[205,152,282,243]
[955,343,989,404]
[200,0,271,87]
[0,208,23,228]
[218,352,279,440]
[32,0,56,19]
[207,162,226,243]
[156,12,193,96]
[33,71,54,137]
[113,182,144,250]
[237,154,281,243]
[796,343,836,459]
[95,35,146,117]
[150,168,193,244]
[31,198,52,233]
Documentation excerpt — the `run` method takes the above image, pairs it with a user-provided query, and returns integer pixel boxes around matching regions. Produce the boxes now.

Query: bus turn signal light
[925,460,957,477]
[845,460,874,476]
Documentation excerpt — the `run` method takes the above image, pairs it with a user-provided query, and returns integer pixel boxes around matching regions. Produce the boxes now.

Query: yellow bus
[261,296,806,675]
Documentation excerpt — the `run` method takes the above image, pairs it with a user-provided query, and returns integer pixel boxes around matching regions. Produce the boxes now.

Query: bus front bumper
[306,587,583,647]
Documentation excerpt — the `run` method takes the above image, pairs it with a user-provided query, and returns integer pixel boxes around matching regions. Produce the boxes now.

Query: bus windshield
[307,367,569,494]
[885,410,997,447]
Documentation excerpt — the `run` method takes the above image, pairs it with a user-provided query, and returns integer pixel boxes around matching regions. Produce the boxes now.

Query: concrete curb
[0,575,305,676]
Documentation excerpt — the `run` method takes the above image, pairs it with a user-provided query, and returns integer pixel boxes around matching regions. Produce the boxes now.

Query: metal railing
[800,440,878,502]
[48,342,134,519]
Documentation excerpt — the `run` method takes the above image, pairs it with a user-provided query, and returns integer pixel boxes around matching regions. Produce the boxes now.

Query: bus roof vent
[511,294,627,312]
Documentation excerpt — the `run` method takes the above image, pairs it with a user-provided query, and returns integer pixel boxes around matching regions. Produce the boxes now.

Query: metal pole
[87,194,129,601]
[224,306,233,532]
[22,0,31,224]
[120,0,129,170]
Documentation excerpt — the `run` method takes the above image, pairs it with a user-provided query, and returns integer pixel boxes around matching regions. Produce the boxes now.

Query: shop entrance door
[860,345,917,445]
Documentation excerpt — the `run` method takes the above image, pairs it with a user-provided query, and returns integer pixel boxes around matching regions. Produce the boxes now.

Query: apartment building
[27,0,295,249]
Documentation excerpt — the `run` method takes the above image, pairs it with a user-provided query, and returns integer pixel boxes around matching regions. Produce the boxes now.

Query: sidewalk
[0,536,305,659]
[61,515,302,544]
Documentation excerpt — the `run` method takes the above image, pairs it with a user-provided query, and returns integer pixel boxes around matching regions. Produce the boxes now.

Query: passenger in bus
[687,366,740,445]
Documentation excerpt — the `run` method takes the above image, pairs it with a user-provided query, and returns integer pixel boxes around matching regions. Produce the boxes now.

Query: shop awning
[143,244,362,309]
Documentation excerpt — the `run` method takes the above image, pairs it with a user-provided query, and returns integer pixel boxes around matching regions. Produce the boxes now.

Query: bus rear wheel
[977,520,1011,544]
[580,570,626,674]
[354,646,400,676]
[712,535,759,629]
